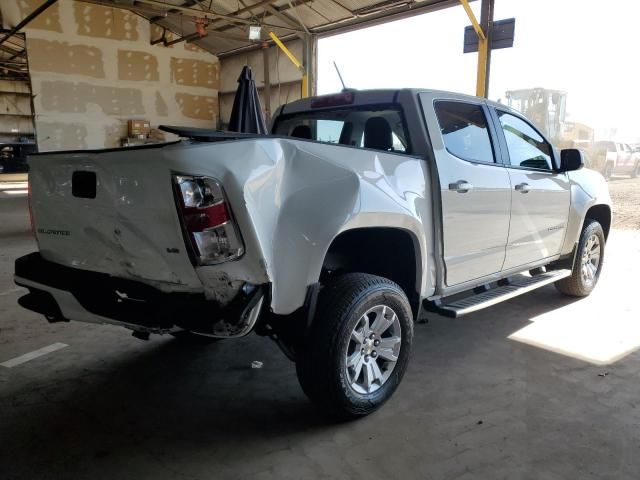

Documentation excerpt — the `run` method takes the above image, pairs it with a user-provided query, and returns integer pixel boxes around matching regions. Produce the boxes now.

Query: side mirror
[559,148,584,172]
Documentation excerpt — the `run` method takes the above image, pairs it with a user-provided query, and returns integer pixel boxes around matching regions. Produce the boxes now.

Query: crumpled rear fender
[166,138,429,315]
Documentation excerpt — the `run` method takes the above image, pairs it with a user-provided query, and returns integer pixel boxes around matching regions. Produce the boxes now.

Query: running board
[426,269,572,318]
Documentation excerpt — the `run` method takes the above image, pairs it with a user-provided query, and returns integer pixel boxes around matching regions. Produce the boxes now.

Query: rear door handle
[449,180,473,193]
[515,182,531,193]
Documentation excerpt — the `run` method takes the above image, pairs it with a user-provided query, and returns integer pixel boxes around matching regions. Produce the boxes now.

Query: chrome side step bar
[426,269,572,318]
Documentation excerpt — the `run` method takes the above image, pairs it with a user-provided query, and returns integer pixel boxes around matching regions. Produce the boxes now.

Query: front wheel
[603,162,614,180]
[296,273,413,419]
[631,161,640,178]
[555,220,605,297]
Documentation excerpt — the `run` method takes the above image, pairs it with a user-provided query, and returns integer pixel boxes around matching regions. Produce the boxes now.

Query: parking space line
[1,343,69,368]
[0,288,25,296]
[0,182,28,191]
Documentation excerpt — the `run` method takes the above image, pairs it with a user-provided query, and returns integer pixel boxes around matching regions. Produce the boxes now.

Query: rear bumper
[14,252,265,337]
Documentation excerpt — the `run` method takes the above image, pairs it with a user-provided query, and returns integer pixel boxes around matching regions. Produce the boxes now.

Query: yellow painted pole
[458,0,488,97]
[268,31,307,97]
[459,0,485,40]
[476,36,488,97]
[269,31,302,69]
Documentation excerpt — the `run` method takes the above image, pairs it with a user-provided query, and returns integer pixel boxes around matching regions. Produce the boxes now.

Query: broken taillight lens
[172,175,244,265]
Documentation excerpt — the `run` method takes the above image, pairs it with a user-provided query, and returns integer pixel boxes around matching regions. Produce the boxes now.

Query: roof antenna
[333,61,353,92]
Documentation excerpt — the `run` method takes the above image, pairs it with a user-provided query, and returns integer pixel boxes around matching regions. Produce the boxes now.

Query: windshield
[272,104,411,154]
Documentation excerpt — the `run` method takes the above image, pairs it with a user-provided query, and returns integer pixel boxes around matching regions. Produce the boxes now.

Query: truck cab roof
[278,88,513,116]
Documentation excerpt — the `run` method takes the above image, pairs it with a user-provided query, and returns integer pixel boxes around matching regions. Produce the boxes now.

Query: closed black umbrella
[228,65,268,134]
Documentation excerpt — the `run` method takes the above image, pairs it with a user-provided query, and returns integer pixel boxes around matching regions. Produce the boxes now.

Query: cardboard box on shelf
[127,120,151,137]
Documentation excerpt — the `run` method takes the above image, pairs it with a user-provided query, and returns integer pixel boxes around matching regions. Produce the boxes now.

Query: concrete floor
[2,193,640,480]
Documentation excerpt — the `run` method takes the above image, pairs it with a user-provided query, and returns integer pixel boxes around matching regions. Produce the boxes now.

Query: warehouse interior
[0,0,468,153]
[2,1,640,479]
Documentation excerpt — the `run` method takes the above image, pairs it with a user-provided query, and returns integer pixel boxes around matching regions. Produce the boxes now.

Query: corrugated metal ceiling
[85,0,464,57]
[0,33,27,81]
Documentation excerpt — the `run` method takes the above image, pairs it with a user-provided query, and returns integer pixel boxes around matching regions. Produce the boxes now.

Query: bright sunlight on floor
[508,229,640,365]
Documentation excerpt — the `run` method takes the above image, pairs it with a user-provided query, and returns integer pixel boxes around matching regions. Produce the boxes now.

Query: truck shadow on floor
[1,286,588,478]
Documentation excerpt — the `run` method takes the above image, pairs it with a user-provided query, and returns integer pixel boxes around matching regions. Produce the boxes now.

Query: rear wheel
[296,273,413,419]
[631,161,640,178]
[603,162,614,180]
[555,220,605,297]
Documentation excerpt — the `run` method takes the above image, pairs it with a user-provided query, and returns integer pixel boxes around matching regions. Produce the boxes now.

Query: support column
[262,42,271,121]
[301,33,316,98]
[477,0,495,98]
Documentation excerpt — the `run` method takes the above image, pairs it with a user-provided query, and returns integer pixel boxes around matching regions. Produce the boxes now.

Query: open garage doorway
[0,31,36,178]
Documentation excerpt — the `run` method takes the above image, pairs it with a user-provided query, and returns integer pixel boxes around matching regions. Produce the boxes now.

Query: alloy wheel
[581,234,601,286]
[345,305,402,394]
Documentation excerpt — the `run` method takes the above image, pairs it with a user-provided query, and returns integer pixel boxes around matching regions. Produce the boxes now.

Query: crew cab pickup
[15,89,612,418]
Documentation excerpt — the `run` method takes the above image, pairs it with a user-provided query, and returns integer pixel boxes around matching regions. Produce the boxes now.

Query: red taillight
[183,202,229,233]
[173,175,244,265]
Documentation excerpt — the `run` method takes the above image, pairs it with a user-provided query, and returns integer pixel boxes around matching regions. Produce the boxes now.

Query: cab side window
[434,101,495,163]
[498,111,553,170]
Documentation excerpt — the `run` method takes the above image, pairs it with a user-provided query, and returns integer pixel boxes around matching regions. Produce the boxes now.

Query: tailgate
[28,145,202,291]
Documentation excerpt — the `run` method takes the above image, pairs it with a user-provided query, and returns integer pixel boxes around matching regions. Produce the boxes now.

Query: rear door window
[434,101,495,163]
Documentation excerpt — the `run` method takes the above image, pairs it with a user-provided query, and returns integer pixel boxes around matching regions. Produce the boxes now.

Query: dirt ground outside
[608,176,640,230]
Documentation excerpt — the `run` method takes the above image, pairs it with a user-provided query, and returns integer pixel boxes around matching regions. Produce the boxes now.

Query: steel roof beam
[0,44,25,58]
[0,0,58,47]
[149,0,199,24]
[215,0,312,34]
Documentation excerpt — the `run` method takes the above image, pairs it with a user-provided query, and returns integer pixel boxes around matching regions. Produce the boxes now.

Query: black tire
[603,162,614,180]
[631,161,640,178]
[296,273,413,419]
[555,220,605,297]
[170,330,220,344]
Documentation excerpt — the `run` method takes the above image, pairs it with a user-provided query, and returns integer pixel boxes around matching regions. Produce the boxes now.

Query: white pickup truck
[15,89,612,418]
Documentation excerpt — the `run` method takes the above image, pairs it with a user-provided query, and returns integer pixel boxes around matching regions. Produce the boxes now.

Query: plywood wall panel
[118,50,159,82]
[175,93,218,120]
[40,81,145,116]
[0,0,220,151]
[27,38,105,78]
[155,91,169,117]
[74,3,139,41]
[170,57,219,90]
[37,122,88,150]
[17,0,62,32]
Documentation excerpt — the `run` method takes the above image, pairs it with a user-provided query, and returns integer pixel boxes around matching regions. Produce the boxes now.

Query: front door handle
[449,180,473,193]
[515,182,531,193]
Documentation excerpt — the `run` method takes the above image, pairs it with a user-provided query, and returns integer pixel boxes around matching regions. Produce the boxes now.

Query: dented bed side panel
[29,138,430,315]
[165,139,430,314]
